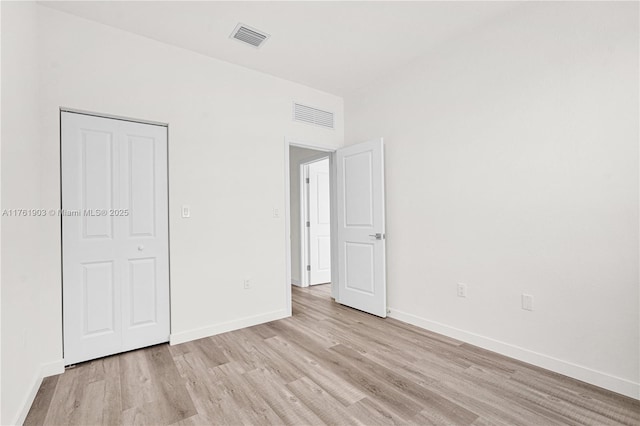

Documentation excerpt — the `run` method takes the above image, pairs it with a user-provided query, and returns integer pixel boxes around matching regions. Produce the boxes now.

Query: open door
[307,158,332,285]
[336,138,386,317]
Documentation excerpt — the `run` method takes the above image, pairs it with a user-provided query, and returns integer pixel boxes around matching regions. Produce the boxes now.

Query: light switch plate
[182,205,191,218]
[522,294,534,311]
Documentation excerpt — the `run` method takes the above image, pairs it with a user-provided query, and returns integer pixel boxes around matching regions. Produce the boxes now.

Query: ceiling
[40,1,518,96]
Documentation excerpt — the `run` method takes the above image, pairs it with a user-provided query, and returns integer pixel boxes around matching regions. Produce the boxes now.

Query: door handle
[369,233,384,240]
[138,245,144,251]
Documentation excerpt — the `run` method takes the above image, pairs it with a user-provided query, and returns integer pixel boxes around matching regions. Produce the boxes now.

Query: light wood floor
[26,284,639,425]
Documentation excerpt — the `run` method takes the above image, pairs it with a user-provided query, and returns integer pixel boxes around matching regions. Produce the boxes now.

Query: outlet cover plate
[457,283,467,298]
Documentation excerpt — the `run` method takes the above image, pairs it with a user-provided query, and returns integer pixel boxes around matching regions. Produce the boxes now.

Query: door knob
[369,233,384,240]
[138,245,144,251]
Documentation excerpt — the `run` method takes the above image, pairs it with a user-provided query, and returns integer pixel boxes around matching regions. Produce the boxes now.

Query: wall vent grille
[293,103,334,129]
[230,23,269,48]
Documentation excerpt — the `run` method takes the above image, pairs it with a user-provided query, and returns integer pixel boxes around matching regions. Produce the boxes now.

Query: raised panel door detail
[317,236,331,271]
[317,172,331,224]
[81,129,113,239]
[82,261,115,336]
[128,135,156,237]
[343,151,373,227]
[344,242,375,295]
[128,258,157,327]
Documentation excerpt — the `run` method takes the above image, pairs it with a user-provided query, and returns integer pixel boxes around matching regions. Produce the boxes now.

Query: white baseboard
[41,359,65,378]
[388,308,640,400]
[13,359,65,426]
[169,309,289,346]
[291,278,302,287]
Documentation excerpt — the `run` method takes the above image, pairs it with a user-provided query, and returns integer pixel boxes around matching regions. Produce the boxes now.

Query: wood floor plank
[286,376,365,426]
[23,375,58,426]
[173,353,246,425]
[135,344,197,425]
[119,349,155,411]
[244,367,326,425]
[263,335,368,406]
[267,321,424,420]
[75,379,118,426]
[187,337,229,368]
[330,343,480,425]
[345,397,409,426]
[214,367,284,425]
[246,322,277,340]
[236,328,306,383]
[26,284,640,426]
[97,356,123,425]
[209,330,262,372]
[41,362,93,425]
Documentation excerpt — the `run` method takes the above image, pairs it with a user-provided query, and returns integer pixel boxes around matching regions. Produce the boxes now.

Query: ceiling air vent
[230,23,269,48]
[293,103,335,129]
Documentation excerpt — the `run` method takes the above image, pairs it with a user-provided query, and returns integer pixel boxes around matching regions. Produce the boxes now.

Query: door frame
[59,107,171,362]
[284,138,339,316]
[299,155,331,287]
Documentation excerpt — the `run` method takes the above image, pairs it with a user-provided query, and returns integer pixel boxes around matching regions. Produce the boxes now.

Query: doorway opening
[285,141,338,315]
[293,150,332,287]
[284,138,387,319]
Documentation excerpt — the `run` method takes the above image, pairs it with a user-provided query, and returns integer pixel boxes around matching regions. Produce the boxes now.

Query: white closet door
[62,112,169,365]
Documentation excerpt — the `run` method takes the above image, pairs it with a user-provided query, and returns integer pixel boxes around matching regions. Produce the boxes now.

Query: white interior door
[62,112,169,365]
[308,158,331,285]
[336,138,386,317]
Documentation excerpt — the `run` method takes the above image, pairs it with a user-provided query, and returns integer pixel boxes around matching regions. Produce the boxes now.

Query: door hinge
[306,221,310,227]
[307,265,311,271]
[306,178,310,184]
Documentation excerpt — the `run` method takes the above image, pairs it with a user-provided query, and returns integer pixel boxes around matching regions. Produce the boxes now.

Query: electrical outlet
[273,208,280,218]
[522,294,534,311]
[457,283,467,298]
[243,279,251,290]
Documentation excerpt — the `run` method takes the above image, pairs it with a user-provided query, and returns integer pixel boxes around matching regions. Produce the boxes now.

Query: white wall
[346,1,639,398]
[1,2,64,424]
[289,146,327,285]
[1,3,343,423]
